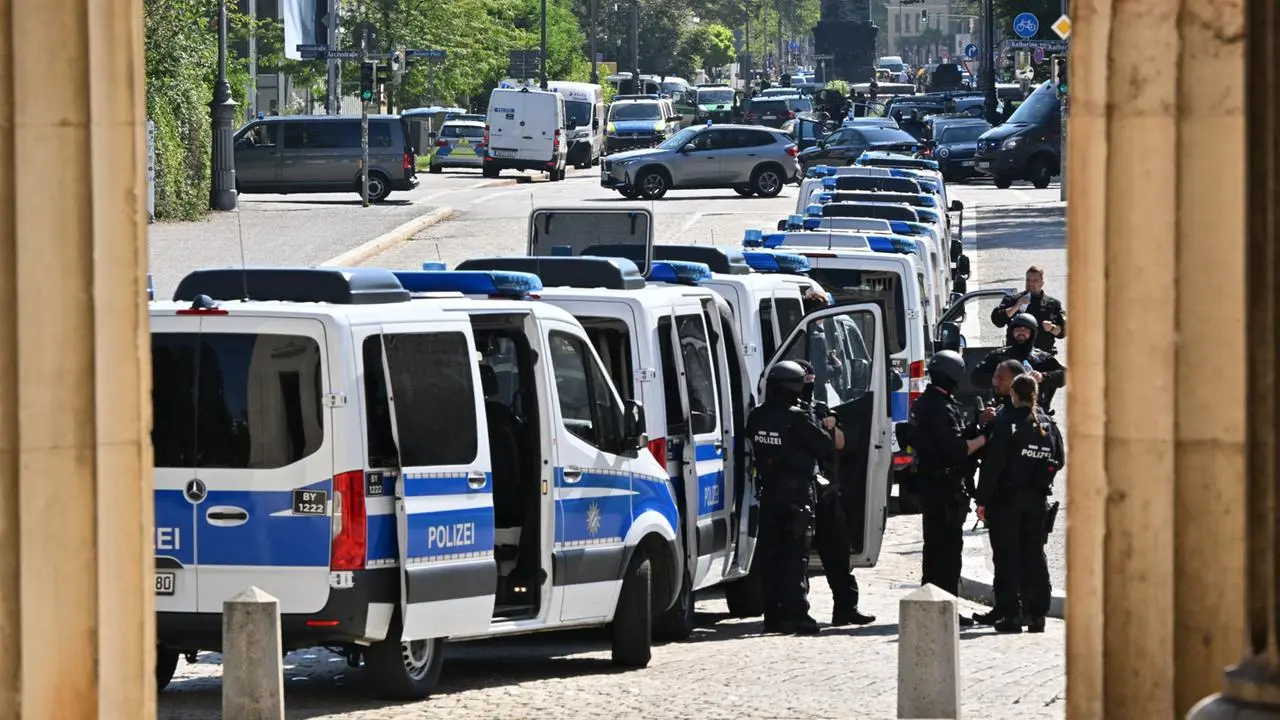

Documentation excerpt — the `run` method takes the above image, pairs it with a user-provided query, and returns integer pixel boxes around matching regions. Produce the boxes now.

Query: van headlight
[1001,138,1020,150]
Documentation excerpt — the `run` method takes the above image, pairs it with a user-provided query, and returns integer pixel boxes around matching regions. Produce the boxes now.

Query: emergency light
[889,220,926,236]
[805,165,838,178]
[821,176,838,189]
[805,204,824,218]
[743,251,811,273]
[916,209,941,224]
[865,235,917,254]
[803,218,823,230]
[785,214,805,230]
[421,261,448,270]
[816,192,834,204]
[393,270,543,298]
[743,228,765,247]
[647,260,713,285]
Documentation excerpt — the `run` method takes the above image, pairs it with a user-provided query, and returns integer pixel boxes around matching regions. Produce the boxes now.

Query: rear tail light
[330,470,367,571]
[785,145,799,157]
[787,110,796,119]
[908,359,927,406]
[435,139,448,147]
[746,112,757,123]
[403,152,412,170]
[483,125,490,147]
[647,437,668,465]
[553,128,561,152]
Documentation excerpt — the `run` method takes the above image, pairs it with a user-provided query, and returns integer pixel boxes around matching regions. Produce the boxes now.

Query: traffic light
[376,64,392,83]
[359,62,374,102]
[1054,57,1068,97]
[920,9,928,23]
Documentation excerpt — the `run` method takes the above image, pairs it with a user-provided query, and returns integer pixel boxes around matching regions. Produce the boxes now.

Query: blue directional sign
[789,41,799,51]
[963,43,979,59]
[406,48,447,59]
[1013,12,1040,39]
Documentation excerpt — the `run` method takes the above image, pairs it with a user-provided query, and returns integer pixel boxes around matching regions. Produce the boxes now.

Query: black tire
[993,175,1013,189]
[610,551,653,667]
[483,165,499,179]
[733,186,755,197]
[724,567,765,618]
[364,627,445,701]
[429,163,442,174]
[156,646,180,691]
[655,573,695,641]
[1029,156,1053,189]
[619,187,640,199]
[364,171,392,202]
[637,168,669,200]
[751,165,786,198]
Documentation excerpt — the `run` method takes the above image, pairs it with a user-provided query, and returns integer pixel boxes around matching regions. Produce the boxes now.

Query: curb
[958,511,1066,619]
[323,206,455,267]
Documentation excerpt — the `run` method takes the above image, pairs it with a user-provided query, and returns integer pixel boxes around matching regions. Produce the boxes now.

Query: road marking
[1009,188,1036,203]
[678,212,703,233]
[472,189,526,205]
[412,178,516,206]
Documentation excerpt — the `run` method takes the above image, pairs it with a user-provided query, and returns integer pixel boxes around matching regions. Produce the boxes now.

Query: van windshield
[152,332,325,468]
[805,268,908,354]
[610,103,662,121]
[697,89,735,104]
[1006,85,1059,125]
[565,100,593,127]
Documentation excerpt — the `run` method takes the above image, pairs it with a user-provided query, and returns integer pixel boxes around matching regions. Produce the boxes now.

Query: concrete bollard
[222,586,286,720]
[897,584,962,719]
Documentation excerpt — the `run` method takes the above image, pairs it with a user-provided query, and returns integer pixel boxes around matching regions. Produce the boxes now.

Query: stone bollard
[897,584,962,719]
[222,587,286,720]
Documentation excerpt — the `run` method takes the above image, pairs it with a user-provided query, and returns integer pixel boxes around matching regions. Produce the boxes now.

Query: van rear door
[760,303,893,567]
[152,316,202,614]
[516,92,558,162]
[185,315,335,615]
[377,323,498,639]
[487,90,526,162]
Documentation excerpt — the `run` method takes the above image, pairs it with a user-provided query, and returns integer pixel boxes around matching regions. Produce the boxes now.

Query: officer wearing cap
[903,350,988,617]
[747,360,838,635]
[971,312,1067,411]
[795,359,876,627]
[971,374,1063,633]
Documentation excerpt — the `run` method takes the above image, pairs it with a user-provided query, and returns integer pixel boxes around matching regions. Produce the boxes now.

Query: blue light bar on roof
[647,260,713,285]
[743,228,764,247]
[147,274,154,301]
[821,177,837,189]
[816,192,834,204]
[916,209,941,223]
[743,251,811,274]
[805,204,823,217]
[889,221,925,235]
[803,218,822,230]
[786,214,804,229]
[393,270,543,297]
[865,235,916,254]
[805,165,837,178]
[761,233,789,249]
[421,261,448,271]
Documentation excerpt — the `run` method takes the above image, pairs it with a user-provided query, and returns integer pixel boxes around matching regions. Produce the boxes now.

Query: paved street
[149,171,1069,718]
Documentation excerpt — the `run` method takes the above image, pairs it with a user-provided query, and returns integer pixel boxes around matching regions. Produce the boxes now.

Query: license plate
[493,148,516,158]
[978,160,991,170]
[961,160,975,167]
[762,115,776,120]
[292,489,328,516]
[155,571,175,596]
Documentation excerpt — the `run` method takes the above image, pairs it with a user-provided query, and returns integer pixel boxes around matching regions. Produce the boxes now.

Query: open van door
[378,324,498,640]
[759,303,893,567]
[934,287,1016,409]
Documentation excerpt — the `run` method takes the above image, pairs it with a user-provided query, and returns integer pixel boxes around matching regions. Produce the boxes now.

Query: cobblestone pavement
[157,515,1065,720]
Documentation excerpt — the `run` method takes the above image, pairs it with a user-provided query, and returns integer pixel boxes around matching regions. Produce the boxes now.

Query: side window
[759,299,778,359]
[370,122,393,148]
[656,317,685,433]
[779,311,878,406]
[549,331,622,451]
[774,297,805,339]
[381,332,479,466]
[362,336,399,467]
[675,315,719,435]
[282,123,303,148]
[151,333,199,468]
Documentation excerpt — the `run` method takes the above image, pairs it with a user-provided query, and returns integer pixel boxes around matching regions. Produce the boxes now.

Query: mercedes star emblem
[184,478,207,503]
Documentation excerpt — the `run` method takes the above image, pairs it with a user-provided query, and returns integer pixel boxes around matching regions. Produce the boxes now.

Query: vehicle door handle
[205,506,249,526]
[563,467,583,483]
[746,153,758,157]
[714,440,725,452]
[467,471,487,489]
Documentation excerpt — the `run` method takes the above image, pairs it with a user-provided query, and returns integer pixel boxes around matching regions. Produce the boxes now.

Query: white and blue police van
[743,228,929,490]
[799,165,950,212]
[152,266,682,699]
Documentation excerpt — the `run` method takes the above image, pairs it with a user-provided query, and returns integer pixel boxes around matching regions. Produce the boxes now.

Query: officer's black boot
[972,610,1002,626]
[793,616,821,635]
[1027,616,1046,633]
[832,600,876,626]
[993,617,1024,633]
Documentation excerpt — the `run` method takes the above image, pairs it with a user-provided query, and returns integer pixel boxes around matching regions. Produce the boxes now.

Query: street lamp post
[540,0,549,89]
[209,0,238,211]
[590,0,599,84]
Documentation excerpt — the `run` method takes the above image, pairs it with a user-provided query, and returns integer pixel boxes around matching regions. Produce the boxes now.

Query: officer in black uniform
[748,361,838,635]
[971,313,1067,411]
[904,350,987,619]
[989,267,1067,353]
[972,374,1063,633]
[795,360,876,627]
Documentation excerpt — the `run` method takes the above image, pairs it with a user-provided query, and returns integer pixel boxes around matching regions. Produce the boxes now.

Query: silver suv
[600,124,799,200]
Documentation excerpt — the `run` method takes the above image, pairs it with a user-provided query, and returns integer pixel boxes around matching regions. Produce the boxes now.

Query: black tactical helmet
[1010,312,1039,331]
[926,350,966,385]
[766,361,808,397]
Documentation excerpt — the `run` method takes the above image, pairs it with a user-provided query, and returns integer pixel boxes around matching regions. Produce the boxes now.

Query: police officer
[905,350,987,622]
[796,360,876,627]
[972,374,1062,633]
[748,361,838,635]
[971,313,1067,411]
[990,266,1067,354]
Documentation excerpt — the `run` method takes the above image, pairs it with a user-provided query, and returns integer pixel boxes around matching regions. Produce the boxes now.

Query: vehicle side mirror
[956,254,971,278]
[937,321,962,352]
[950,200,964,212]
[234,136,253,149]
[679,144,694,153]
[621,400,647,453]
[592,118,599,130]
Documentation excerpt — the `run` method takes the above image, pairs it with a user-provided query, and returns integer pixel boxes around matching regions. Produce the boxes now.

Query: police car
[152,266,683,699]
[801,165,952,220]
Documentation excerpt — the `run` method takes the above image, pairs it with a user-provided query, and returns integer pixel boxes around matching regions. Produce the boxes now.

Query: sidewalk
[957,510,1068,619]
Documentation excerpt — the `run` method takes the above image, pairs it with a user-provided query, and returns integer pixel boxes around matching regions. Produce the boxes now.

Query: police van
[152,266,682,699]
[801,165,953,219]
[743,229,929,485]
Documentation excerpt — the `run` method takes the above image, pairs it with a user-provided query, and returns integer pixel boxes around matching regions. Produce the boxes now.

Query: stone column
[1066,0,1246,717]
[1188,0,1280,715]
[0,0,154,717]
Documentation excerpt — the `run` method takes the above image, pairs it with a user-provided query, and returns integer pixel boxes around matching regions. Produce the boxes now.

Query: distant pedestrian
[990,265,1066,353]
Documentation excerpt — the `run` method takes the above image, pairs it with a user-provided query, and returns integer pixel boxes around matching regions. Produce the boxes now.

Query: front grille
[977,139,997,153]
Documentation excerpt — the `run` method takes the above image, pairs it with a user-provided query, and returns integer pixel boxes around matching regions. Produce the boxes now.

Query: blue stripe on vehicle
[891,391,910,422]
[403,473,491,497]
[154,490,196,566]
[195,488,332,567]
[694,443,722,462]
[697,470,726,514]
[403,506,496,559]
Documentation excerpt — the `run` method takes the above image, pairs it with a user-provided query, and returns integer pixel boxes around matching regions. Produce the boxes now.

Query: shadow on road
[976,204,1065,252]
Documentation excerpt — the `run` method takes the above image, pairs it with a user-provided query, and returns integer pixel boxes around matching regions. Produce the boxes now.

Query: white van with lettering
[152,266,681,700]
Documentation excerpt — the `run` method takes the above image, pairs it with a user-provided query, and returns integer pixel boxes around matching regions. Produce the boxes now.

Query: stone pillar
[1188,0,1280,715]
[1066,0,1246,717]
[0,0,154,717]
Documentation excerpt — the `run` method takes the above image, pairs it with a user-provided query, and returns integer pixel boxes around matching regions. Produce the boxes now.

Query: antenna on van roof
[235,206,250,301]
[434,241,443,263]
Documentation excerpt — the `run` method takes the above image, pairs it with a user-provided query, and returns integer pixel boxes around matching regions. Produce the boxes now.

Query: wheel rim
[400,640,434,681]
[757,171,780,194]
[368,177,385,198]
[642,174,665,195]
